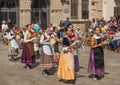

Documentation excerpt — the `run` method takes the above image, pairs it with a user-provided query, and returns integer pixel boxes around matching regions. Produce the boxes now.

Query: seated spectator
[109,27,120,53]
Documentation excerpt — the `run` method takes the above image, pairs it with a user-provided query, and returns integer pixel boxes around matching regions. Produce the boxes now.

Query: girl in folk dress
[88,27,105,80]
[58,27,76,84]
[21,24,35,69]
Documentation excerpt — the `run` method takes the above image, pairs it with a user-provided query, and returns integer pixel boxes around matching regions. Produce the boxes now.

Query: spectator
[91,18,97,32]
[118,18,120,27]
[99,17,106,25]
[34,20,40,32]
[109,27,120,53]
[48,23,53,32]
[64,17,72,27]
[7,19,13,30]
[58,20,64,31]
[1,20,9,33]
[75,27,82,39]
[85,19,91,33]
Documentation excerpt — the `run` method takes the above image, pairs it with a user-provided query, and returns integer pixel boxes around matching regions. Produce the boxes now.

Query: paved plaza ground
[0,43,120,85]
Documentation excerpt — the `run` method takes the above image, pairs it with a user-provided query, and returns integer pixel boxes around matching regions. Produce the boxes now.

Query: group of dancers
[1,23,106,84]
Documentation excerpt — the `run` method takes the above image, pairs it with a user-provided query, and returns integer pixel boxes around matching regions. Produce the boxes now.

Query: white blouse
[23,30,33,43]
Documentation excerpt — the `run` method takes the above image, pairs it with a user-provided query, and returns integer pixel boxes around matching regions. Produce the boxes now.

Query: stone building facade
[102,0,120,21]
[0,0,103,28]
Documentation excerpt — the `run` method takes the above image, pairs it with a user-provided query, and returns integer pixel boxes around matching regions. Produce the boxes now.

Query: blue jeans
[110,40,118,49]
[60,31,64,38]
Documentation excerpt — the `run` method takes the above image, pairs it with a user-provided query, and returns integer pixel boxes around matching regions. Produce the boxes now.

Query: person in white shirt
[1,20,9,33]
[75,27,82,39]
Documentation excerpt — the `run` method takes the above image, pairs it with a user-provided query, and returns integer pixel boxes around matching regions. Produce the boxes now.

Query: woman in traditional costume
[21,24,35,69]
[40,27,53,75]
[50,27,60,65]
[58,27,76,84]
[69,29,80,72]
[88,27,105,80]
[7,28,19,61]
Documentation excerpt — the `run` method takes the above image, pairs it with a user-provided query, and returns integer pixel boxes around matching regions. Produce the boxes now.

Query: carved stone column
[19,0,32,28]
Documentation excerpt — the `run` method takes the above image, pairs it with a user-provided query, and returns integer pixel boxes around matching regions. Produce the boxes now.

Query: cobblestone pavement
[0,43,120,85]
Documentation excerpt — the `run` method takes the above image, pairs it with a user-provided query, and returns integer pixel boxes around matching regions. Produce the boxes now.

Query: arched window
[31,0,50,27]
[71,0,78,19]
[82,0,89,19]
[0,0,18,8]
[0,0,19,26]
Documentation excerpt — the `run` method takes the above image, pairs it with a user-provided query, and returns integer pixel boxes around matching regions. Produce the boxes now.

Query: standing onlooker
[58,25,64,39]
[91,18,97,32]
[48,23,53,32]
[85,19,91,33]
[58,20,64,30]
[7,19,13,30]
[1,20,9,33]
[88,27,105,80]
[34,20,40,32]
[75,27,82,39]
[64,17,72,27]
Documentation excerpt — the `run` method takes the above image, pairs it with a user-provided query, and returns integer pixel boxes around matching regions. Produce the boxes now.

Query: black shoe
[69,80,75,84]
[93,75,97,80]
[63,80,69,83]
[59,79,64,82]
[26,64,32,70]
[42,69,49,76]
[96,75,101,80]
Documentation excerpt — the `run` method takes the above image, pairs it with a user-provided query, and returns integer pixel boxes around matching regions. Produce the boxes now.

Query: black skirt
[94,47,104,69]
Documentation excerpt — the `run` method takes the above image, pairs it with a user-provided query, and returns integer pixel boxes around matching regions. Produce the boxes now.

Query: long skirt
[58,51,75,80]
[88,48,105,76]
[40,47,53,68]
[74,55,79,71]
[21,43,35,64]
[8,43,19,57]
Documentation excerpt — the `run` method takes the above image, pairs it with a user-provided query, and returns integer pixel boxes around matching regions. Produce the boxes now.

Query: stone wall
[18,0,102,28]
[19,0,31,28]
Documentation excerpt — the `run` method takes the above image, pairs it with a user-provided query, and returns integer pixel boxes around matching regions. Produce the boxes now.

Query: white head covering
[2,20,6,24]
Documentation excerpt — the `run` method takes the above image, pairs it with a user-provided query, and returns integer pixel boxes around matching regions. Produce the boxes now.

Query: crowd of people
[0,16,120,84]
[85,16,120,53]
[0,17,82,84]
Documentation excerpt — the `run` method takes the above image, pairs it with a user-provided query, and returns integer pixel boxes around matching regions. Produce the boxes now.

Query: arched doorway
[0,0,19,27]
[31,0,50,28]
